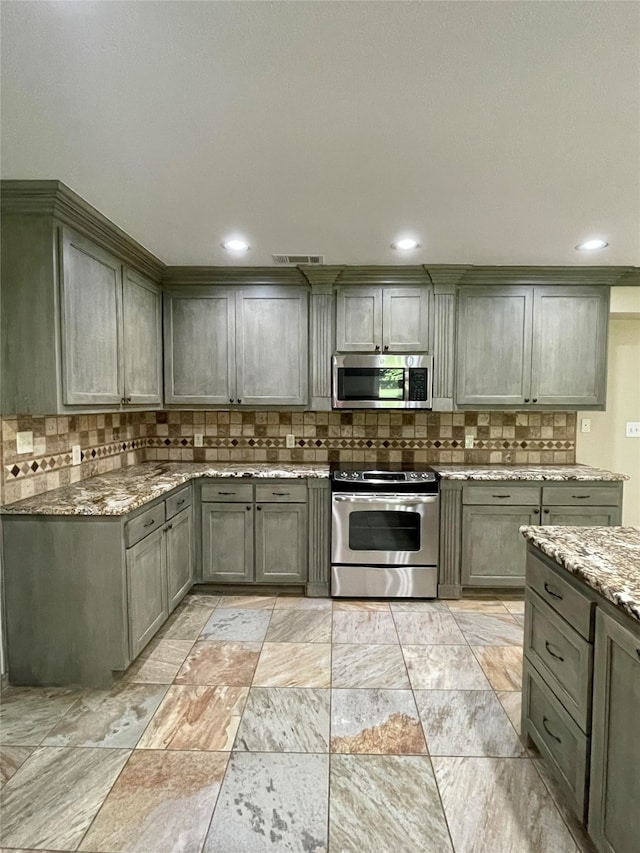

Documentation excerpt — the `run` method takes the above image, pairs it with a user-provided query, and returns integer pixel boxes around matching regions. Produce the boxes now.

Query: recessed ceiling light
[392,238,420,251]
[222,238,250,252]
[575,238,608,251]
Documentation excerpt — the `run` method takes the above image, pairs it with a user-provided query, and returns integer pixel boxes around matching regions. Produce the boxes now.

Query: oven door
[331,492,439,567]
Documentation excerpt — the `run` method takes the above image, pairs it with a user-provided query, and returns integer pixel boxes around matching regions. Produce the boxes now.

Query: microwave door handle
[404,368,410,402]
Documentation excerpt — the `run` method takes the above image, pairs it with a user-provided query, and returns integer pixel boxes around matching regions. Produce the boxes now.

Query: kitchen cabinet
[335,286,430,353]
[459,482,622,588]
[200,479,307,585]
[126,525,167,659]
[455,286,609,408]
[1,192,164,414]
[164,286,308,406]
[588,611,640,853]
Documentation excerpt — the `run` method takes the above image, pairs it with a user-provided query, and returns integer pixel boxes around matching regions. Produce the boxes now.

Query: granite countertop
[1,462,331,516]
[433,464,628,481]
[521,526,640,624]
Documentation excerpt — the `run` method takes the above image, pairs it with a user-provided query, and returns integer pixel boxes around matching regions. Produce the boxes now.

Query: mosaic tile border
[6,441,142,480]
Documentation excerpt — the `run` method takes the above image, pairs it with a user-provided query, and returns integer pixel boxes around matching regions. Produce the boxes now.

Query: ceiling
[1,1,639,267]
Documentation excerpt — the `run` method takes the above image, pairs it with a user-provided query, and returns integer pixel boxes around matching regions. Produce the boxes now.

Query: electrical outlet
[194,433,203,447]
[286,434,296,448]
[581,418,591,434]
[72,445,82,465]
[464,434,474,449]
[16,431,34,454]
[626,422,640,438]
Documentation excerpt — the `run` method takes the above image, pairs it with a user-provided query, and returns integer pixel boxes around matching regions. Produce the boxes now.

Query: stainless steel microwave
[332,354,433,409]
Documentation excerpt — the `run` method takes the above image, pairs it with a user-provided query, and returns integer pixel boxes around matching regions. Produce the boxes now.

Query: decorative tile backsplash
[1,410,577,505]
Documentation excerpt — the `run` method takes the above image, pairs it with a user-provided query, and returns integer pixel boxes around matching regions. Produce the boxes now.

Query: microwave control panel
[408,368,428,401]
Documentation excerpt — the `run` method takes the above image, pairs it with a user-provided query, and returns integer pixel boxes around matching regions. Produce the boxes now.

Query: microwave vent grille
[272,254,324,265]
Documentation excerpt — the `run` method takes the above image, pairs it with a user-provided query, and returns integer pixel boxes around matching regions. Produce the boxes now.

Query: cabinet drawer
[255,482,307,504]
[527,554,593,640]
[201,483,253,503]
[523,659,589,821]
[541,485,620,507]
[525,589,593,732]
[126,503,166,548]
[462,485,541,505]
[165,486,191,519]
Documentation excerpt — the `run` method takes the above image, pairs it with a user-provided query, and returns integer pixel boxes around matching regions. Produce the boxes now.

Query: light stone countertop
[520,526,640,624]
[1,461,627,517]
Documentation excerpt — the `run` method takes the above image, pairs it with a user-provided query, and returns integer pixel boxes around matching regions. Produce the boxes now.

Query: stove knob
[410,472,417,479]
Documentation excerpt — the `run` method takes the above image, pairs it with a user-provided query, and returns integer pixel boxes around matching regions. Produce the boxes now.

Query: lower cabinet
[167,506,195,611]
[588,611,640,853]
[201,479,307,585]
[462,504,538,586]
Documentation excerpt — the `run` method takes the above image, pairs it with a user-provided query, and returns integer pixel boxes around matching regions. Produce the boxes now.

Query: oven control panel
[332,469,438,484]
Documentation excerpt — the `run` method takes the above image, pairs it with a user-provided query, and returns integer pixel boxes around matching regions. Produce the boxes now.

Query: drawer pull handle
[571,495,589,499]
[542,716,562,744]
[143,519,156,528]
[217,491,236,496]
[272,492,290,496]
[545,641,565,662]
[543,583,563,601]
[177,498,186,506]
[492,494,511,499]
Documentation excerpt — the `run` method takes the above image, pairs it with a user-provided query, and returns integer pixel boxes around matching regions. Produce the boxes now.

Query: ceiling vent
[272,254,324,265]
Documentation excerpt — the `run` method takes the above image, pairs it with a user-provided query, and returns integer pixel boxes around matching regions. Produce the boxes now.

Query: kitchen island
[520,525,640,853]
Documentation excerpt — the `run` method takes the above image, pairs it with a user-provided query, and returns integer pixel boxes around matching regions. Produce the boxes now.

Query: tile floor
[0,593,595,853]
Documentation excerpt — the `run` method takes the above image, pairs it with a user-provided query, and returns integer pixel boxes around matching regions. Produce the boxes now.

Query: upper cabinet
[164,286,309,406]
[455,286,609,409]
[336,286,430,353]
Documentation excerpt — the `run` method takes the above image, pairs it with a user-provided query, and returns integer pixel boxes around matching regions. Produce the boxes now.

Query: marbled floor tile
[0,746,33,788]
[120,639,194,684]
[332,611,398,644]
[252,643,332,688]
[496,690,523,735]
[332,644,410,689]
[217,594,277,610]
[472,646,524,691]
[446,600,510,614]
[201,608,271,642]
[79,750,229,853]
[41,682,167,748]
[0,687,82,746]
[155,602,212,641]
[330,754,453,853]
[414,690,526,757]
[394,612,466,645]
[533,758,597,853]
[203,752,329,852]
[432,756,577,853]
[137,685,248,751]
[274,595,332,610]
[389,600,448,612]
[514,614,525,626]
[503,599,525,615]
[265,609,332,643]
[174,640,261,685]
[402,645,491,690]
[235,687,330,753]
[331,689,427,755]
[332,599,391,611]
[182,592,220,609]
[0,746,130,850]
[453,613,524,646]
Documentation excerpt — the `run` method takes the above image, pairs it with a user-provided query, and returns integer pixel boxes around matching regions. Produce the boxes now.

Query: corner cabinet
[335,286,430,353]
[455,285,609,409]
[164,286,309,406]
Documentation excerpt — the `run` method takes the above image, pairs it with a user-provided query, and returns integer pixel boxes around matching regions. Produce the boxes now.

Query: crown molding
[336,265,432,285]
[299,266,344,289]
[162,266,308,287]
[453,265,636,287]
[1,180,165,281]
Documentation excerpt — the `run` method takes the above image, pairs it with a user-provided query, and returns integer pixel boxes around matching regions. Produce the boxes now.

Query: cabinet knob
[383,345,389,351]
[375,345,380,351]
[120,397,126,405]
[127,396,132,403]
[533,508,540,514]
[237,398,241,404]
[246,506,251,510]
[229,398,233,403]
[165,523,173,531]
[532,398,538,403]
[543,508,550,514]
[257,505,262,511]
[524,398,530,403]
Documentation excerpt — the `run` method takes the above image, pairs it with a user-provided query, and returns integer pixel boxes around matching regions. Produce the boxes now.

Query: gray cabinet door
[122,269,162,407]
[164,288,235,405]
[543,506,621,526]
[255,503,307,583]
[60,227,123,405]
[201,502,254,583]
[531,287,608,407]
[461,504,539,586]
[336,287,383,352]
[235,288,309,405]
[589,611,640,853]
[382,287,429,352]
[455,287,533,407]
[126,526,167,659]
[166,506,194,612]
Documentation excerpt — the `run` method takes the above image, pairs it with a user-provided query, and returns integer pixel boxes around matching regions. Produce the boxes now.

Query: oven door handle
[333,494,439,505]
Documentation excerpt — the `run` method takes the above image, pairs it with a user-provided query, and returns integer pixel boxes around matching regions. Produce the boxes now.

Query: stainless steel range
[330,464,440,598]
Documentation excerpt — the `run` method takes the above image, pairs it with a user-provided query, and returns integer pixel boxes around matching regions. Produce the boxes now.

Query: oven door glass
[337,367,405,402]
[332,493,439,566]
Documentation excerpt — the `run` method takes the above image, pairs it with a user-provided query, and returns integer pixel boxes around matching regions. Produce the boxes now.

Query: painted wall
[576,310,640,525]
